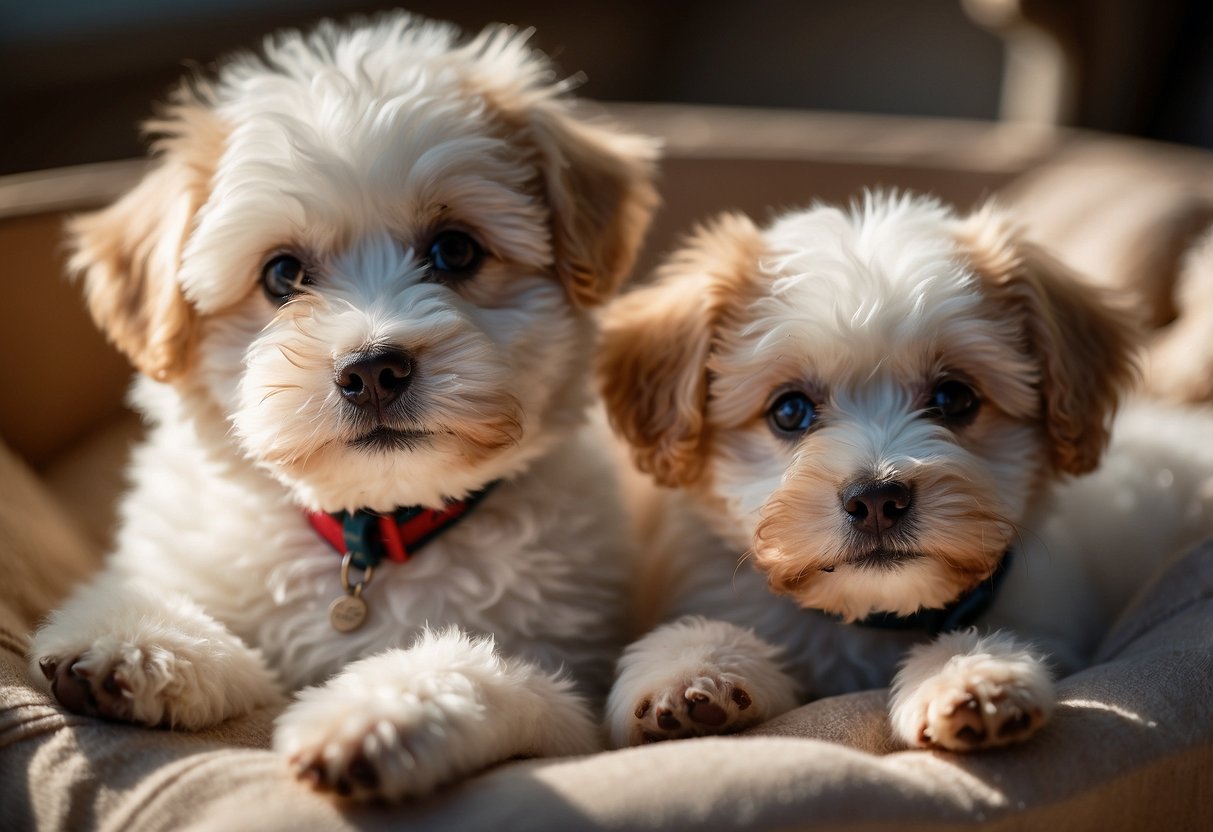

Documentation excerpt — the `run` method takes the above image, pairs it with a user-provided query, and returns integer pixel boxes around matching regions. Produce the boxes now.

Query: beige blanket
[2,438,1210,831]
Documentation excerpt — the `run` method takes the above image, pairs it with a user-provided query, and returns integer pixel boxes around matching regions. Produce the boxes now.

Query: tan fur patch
[956,205,1140,475]
[67,83,225,381]
[477,83,658,308]
[597,213,766,487]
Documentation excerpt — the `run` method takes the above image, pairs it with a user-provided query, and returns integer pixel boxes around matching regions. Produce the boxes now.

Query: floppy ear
[597,213,764,487]
[67,87,223,381]
[525,105,660,306]
[957,205,1140,475]
[463,25,657,304]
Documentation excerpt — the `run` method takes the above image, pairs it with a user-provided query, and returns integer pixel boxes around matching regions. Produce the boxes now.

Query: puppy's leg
[890,629,1054,751]
[30,574,282,728]
[274,627,598,801]
[606,616,798,747]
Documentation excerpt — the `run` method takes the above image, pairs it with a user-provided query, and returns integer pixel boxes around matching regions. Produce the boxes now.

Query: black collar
[851,550,1013,635]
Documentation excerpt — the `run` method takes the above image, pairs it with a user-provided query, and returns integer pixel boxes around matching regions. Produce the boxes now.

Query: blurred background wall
[0,0,1210,176]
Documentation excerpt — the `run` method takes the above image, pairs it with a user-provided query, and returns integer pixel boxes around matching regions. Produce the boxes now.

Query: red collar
[305,481,499,570]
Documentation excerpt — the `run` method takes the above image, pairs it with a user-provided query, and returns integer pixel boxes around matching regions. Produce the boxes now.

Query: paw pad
[918,684,1045,750]
[41,656,138,723]
[291,739,387,800]
[631,677,756,744]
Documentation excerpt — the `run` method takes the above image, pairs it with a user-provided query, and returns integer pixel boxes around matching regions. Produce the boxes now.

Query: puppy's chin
[346,426,435,453]
[754,544,1000,621]
[334,406,525,466]
[265,425,530,513]
[746,494,1014,619]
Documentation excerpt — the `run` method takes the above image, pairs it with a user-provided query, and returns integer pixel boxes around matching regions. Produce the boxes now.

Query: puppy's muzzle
[842,479,913,536]
[335,348,414,416]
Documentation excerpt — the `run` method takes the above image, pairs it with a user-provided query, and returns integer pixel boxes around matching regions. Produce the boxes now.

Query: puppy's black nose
[336,348,413,412]
[842,480,912,536]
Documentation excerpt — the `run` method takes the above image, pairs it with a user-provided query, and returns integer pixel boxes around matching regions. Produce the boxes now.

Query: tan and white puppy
[29,13,657,800]
[599,192,1213,750]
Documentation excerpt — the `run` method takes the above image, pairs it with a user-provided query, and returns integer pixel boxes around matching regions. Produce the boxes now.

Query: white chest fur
[107,411,629,694]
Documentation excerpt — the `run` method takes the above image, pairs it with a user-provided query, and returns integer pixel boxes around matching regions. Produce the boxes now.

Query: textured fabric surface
[1,437,1211,831]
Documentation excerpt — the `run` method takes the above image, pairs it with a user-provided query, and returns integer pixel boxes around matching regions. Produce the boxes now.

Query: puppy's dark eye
[768,391,817,435]
[428,230,483,278]
[262,255,310,302]
[927,380,980,426]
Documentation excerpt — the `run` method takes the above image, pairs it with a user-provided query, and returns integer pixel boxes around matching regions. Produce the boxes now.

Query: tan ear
[597,213,764,486]
[463,25,657,304]
[957,206,1139,475]
[523,104,659,306]
[67,87,222,381]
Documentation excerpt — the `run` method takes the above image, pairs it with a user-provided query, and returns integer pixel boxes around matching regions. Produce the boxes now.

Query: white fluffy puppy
[598,192,1213,750]
[30,13,657,800]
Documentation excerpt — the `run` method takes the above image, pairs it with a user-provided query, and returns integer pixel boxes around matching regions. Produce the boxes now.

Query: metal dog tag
[329,593,368,632]
[330,552,374,632]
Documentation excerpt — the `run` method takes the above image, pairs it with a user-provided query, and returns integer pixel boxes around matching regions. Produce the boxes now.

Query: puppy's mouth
[348,426,433,452]
[829,548,923,572]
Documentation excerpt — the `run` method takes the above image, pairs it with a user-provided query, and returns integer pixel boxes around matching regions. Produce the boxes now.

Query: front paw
[276,692,426,801]
[35,637,220,728]
[31,589,281,729]
[628,673,758,745]
[608,617,798,747]
[893,648,1054,751]
[276,634,588,801]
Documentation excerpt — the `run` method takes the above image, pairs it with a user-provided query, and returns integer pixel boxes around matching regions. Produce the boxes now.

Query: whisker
[258,387,295,405]
[731,549,757,588]
[275,344,308,370]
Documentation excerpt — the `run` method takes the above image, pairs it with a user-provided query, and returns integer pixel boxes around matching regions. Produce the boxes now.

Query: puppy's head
[69,14,657,512]
[599,193,1135,620]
